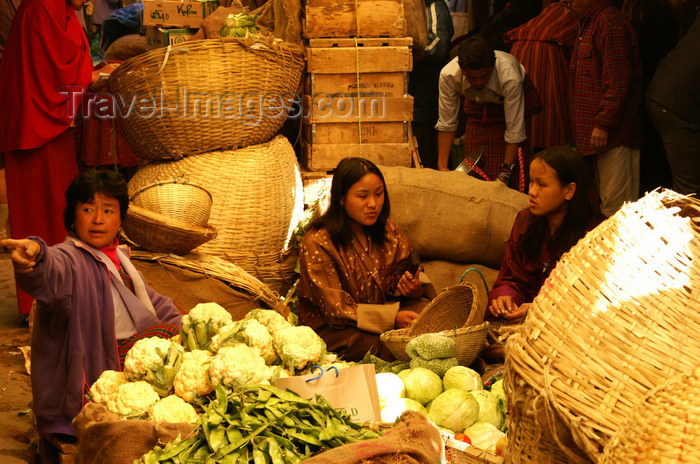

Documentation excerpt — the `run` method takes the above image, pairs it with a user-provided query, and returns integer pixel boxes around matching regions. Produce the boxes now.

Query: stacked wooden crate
[301,0,416,175]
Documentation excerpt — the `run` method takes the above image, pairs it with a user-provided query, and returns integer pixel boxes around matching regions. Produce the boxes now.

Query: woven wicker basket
[600,366,700,463]
[504,190,700,463]
[128,135,304,288]
[446,444,503,464]
[380,281,489,365]
[130,178,213,227]
[122,205,217,255]
[107,36,305,160]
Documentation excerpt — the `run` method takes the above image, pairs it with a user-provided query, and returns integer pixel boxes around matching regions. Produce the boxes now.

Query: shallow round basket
[131,179,213,227]
[600,366,700,464]
[107,36,305,160]
[122,204,217,255]
[380,281,489,364]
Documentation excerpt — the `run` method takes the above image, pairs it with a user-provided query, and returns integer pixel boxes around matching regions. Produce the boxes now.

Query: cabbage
[427,388,479,433]
[443,366,483,392]
[471,390,504,429]
[397,368,412,382]
[490,378,505,402]
[403,367,443,405]
[375,373,405,409]
[464,421,507,453]
[380,397,426,423]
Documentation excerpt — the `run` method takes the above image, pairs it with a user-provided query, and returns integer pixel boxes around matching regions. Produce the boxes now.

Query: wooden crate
[304,121,409,144]
[302,95,413,124]
[306,72,408,99]
[301,141,413,171]
[306,38,413,74]
[304,0,406,38]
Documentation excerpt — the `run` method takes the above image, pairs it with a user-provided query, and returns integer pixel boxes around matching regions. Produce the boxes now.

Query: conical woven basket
[599,365,700,463]
[107,36,305,160]
[504,190,700,463]
[128,135,304,275]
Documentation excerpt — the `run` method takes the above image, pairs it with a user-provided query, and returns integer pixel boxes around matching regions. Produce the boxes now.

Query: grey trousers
[645,97,700,196]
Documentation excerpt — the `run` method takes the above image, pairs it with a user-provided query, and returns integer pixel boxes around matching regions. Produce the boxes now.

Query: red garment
[462,75,541,184]
[487,209,599,314]
[568,0,642,156]
[0,0,92,314]
[0,0,93,151]
[505,3,578,148]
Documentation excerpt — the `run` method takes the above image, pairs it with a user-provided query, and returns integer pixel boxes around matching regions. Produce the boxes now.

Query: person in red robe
[0,0,117,314]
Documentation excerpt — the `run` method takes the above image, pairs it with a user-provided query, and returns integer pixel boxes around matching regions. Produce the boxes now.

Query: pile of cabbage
[375,365,507,454]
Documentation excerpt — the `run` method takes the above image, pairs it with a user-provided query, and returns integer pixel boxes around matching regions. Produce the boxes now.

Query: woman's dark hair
[63,169,129,232]
[458,36,496,71]
[520,145,594,261]
[312,157,390,246]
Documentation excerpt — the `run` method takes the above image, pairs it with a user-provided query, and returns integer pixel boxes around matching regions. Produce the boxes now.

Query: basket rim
[125,204,217,234]
[409,281,483,335]
[129,178,213,204]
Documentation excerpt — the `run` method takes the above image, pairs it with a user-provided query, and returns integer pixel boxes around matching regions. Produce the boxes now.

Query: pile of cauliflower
[88,302,335,423]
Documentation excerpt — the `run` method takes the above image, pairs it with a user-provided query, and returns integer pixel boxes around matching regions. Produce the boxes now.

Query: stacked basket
[109,35,306,295]
[503,190,700,463]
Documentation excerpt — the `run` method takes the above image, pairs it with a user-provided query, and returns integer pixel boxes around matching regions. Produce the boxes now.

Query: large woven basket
[599,366,700,463]
[380,281,489,365]
[504,190,700,463]
[128,135,304,282]
[122,205,217,255]
[130,178,213,227]
[107,36,305,160]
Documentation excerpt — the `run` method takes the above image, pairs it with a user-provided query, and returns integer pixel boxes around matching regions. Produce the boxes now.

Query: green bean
[266,437,285,464]
[286,430,323,447]
[207,424,228,452]
[252,444,268,464]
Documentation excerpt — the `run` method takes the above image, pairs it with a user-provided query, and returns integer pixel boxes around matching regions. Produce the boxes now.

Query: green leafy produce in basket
[220,12,260,38]
[405,333,456,360]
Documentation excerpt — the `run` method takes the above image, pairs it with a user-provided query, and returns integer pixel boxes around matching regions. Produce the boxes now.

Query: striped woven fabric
[505,2,579,149]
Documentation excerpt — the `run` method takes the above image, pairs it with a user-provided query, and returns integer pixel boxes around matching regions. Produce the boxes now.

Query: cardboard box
[145,26,198,49]
[143,0,219,28]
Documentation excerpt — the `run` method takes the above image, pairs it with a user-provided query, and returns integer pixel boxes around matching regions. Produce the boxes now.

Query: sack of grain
[380,166,528,268]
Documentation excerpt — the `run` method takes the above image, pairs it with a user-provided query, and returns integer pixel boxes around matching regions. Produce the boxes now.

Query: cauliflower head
[123,336,184,397]
[211,319,277,364]
[209,345,272,388]
[149,395,199,424]
[89,370,128,406]
[181,302,233,351]
[173,349,215,403]
[273,325,326,372]
[244,308,291,335]
[107,381,160,418]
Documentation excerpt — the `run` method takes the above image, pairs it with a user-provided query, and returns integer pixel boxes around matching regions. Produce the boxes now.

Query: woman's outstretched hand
[488,296,529,320]
[395,310,419,329]
[2,238,40,274]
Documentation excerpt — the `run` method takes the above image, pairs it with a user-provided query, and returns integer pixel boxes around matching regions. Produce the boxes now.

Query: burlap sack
[302,411,444,464]
[73,402,196,464]
[380,167,529,268]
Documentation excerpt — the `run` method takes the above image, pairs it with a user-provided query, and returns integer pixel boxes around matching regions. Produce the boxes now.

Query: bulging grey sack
[380,167,528,268]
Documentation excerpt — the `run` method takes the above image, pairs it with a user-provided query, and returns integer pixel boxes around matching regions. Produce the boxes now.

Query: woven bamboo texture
[107,36,305,160]
[504,190,700,463]
[380,281,489,365]
[122,205,217,255]
[130,178,213,227]
[129,249,284,312]
[599,365,700,463]
[127,135,304,282]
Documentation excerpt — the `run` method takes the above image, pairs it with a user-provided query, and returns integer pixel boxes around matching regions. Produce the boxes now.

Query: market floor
[0,250,37,463]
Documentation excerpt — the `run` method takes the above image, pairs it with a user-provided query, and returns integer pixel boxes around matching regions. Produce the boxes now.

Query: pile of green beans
[137,384,381,463]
